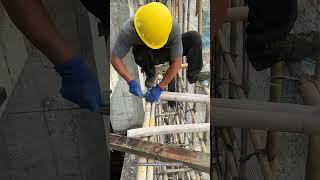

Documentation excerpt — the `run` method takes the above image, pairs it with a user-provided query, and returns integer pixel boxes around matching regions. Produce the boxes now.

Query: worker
[214,0,319,79]
[1,0,107,112]
[111,2,209,102]
[262,0,319,74]
[245,0,319,78]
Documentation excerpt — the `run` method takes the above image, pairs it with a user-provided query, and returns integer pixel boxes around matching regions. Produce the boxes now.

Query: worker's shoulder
[120,17,136,35]
[171,19,181,35]
[167,19,181,43]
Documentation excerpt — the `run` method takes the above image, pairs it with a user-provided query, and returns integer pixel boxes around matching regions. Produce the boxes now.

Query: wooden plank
[110,133,210,173]
[127,123,210,138]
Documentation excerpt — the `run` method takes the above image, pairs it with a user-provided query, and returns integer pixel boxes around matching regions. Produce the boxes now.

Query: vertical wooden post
[193,0,204,112]
[138,0,143,6]
[136,102,151,180]
[146,103,156,180]
[304,59,320,180]
[266,62,282,171]
[187,0,191,31]
[218,30,273,180]
[197,0,203,33]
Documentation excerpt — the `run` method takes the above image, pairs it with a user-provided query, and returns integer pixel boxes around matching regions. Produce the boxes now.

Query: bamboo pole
[249,130,273,180]
[197,0,203,34]
[182,0,186,33]
[302,59,320,180]
[202,86,210,146]
[266,62,282,171]
[127,123,210,138]
[193,0,204,113]
[221,129,239,178]
[157,104,169,180]
[177,75,214,179]
[138,0,143,6]
[226,7,249,22]
[146,103,156,180]
[160,92,210,104]
[136,102,152,180]
[187,0,191,31]
[217,29,274,179]
[229,2,244,178]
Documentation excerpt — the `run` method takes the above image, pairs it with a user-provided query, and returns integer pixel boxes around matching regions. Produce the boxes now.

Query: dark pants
[245,0,297,70]
[132,31,203,79]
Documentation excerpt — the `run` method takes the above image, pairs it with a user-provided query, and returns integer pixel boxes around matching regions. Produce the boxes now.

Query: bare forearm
[159,58,182,89]
[1,0,75,64]
[111,53,134,82]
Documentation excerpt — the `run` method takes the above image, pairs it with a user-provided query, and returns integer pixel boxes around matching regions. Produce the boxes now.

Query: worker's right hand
[55,56,102,112]
[128,80,142,97]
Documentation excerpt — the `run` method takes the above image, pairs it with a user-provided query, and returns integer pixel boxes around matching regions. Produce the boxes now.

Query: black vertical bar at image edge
[0,87,7,107]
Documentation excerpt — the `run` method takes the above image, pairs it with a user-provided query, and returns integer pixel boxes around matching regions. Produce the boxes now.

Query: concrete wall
[110,0,144,133]
[0,1,108,179]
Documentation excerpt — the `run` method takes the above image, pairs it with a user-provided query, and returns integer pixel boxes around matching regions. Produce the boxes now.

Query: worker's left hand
[55,56,102,112]
[144,84,163,102]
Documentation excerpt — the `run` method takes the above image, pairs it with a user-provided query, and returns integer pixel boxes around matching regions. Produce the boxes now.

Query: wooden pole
[146,103,156,180]
[249,130,273,180]
[110,134,211,173]
[197,0,203,33]
[136,102,151,180]
[182,0,186,33]
[221,129,239,178]
[302,59,320,180]
[218,30,274,179]
[193,0,204,113]
[138,0,144,6]
[127,123,210,138]
[212,101,319,133]
[229,1,244,178]
[266,62,282,171]
[187,0,191,31]
[160,92,210,104]
[226,7,249,22]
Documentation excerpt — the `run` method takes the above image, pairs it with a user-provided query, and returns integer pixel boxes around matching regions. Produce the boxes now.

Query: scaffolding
[110,0,212,179]
[211,1,320,180]
[109,0,320,180]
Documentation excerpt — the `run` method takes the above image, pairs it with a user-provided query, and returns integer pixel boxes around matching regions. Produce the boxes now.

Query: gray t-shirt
[112,17,183,60]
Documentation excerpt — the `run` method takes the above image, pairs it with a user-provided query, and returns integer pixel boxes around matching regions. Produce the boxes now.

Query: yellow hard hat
[134,2,173,49]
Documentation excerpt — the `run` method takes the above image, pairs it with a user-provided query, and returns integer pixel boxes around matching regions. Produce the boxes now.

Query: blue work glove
[144,84,163,102]
[128,80,142,97]
[55,56,102,112]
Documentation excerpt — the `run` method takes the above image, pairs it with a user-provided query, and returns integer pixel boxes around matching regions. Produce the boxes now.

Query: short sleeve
[169,21,183,59]
[112,19,135,59]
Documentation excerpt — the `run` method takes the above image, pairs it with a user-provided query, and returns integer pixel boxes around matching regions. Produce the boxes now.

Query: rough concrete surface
[110,0,145,133]
[0,0,108,180]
